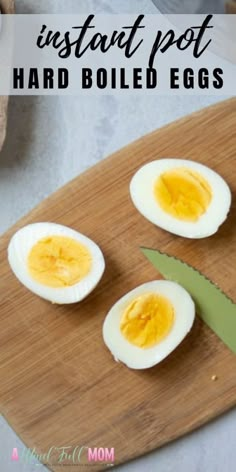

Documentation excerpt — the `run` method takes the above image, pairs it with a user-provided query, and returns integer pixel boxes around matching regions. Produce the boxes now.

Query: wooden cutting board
[0,99,236,471]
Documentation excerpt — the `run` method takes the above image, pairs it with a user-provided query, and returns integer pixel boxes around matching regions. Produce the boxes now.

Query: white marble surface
[0,1,236,472]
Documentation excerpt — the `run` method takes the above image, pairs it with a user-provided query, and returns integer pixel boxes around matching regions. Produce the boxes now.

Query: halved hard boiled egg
[130,159,231,238]
[8,222,105,304]
[103,280,195,369]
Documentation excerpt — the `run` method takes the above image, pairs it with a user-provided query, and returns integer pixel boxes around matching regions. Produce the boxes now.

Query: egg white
[103,280,195,370]
[130,159,231,239]
[8,222,105,304]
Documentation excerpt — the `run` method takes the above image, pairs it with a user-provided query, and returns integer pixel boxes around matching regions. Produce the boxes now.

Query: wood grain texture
[0,0,14,151]
[0,99,236,471]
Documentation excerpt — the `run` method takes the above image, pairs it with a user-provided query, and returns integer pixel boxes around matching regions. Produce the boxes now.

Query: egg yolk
[28,235,92,288]
[154,167,212,222]
[120,293,174,349]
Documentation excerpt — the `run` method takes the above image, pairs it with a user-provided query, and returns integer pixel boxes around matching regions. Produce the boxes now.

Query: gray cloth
[151,0,225,13]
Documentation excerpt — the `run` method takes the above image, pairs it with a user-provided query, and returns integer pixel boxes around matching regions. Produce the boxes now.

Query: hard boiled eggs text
[103,280,195,369]
[130,159,231,238]
[8,223,105,304]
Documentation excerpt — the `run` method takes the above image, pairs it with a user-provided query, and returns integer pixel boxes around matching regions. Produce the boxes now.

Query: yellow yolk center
[120,293,175,349]
[28,235,92,288]
[154,167,212,222]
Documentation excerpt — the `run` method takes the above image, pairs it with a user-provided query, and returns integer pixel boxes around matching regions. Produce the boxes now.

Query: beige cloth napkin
[0,0,14,151]
[226,1,236,12]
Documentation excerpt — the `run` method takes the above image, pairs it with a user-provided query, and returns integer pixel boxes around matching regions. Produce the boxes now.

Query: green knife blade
[142,247,236,354]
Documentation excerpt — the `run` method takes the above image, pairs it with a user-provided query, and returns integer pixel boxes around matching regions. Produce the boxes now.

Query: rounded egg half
[103,280,195,370]
[130,159,231,238]
[8,222,105,304]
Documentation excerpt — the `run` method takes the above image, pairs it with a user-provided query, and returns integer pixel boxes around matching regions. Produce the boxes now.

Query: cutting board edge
[0,98,236,472]
[1,399,236,472]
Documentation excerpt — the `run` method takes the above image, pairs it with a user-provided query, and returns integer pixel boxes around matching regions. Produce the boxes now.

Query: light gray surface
[0,1,236,472]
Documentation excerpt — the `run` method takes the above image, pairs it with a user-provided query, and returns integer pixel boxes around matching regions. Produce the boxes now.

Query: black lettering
[44,31,64,49]
[36,24,72,58]
[82,68,93,88]
[91,33,106,51]
[147,68,157,89]
[13,68,24,89]
[133,68,142,89]
[149,15,213,68]
[58,68,69,89]
[110,31,126,50]
[111,68,117,89]
[36,25,47,48]
[213,68,223,89]
[192,14,213,58]
[176,28,195,51]
[43,68,54,89]
[170,68,179,89]
[73,15,96,58]
[58,32,74,58]
[198,68,209,89]
[97,68,107,89]
[28,68,39,89]
[75,15,144,58]
[122,15,145,58]
[37,15,144,61]
[120,68,129,89]
[149,30,175,68]
[183,68,194,89]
